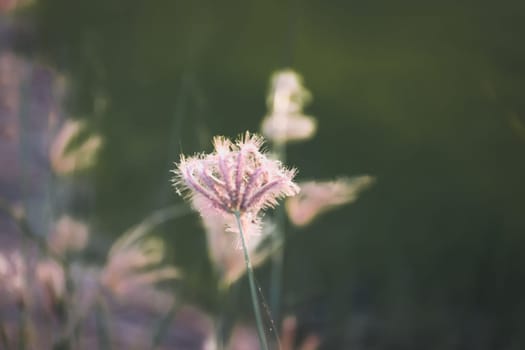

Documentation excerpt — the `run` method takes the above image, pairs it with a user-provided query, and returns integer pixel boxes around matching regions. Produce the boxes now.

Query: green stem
[233,211,269,350]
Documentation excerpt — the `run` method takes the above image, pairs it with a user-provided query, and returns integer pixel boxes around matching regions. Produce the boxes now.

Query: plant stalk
[233,211,269,350]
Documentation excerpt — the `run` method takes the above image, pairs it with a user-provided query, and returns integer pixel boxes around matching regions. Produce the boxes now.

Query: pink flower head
[173,132,299,217]
[47,215,89,256]
[286,176,375,227]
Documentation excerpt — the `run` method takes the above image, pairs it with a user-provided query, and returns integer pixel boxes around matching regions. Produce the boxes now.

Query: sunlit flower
[0,251,27,304]
[286,176,375,227]
[173,132,298,284]
[267,70,311,115]
[47,215,89,256]
[261,113,317,145]
[100,230,180,311]
[173,132,299,226]
[261,69,317,144]
[49,119,103,175]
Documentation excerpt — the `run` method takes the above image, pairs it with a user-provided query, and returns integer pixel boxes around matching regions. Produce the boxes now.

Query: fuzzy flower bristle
[173,132,299,216]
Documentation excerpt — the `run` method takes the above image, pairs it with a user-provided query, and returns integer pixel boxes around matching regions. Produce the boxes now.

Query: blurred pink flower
[47,215,89,256]
[261,113,317,145]
[286,176,375,227]
[0,251,27,305]
[49,119,103,175]
[0,251,65,309]
[261,70,317,144]
[266,70,311,115]
[100,231,180,312]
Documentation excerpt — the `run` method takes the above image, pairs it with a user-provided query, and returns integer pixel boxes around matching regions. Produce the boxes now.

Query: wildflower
[0,251,27,305]
[47,215,89,256]
[267,70,311,115]
[49,119,103,175]
[261,69,317,144]
[174,133,297,282]
[286,176,375,227]
[174,132,298,349]
[173,132,299,239]
[100,230,180,311]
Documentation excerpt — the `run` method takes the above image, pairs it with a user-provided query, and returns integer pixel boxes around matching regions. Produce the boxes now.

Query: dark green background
[28,1,525,348]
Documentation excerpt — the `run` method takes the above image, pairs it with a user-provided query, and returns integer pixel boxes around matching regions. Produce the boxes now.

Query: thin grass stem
[233,211,269,350]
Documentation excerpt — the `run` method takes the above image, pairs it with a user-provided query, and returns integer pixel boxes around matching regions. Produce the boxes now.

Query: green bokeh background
[28,0,525,347]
